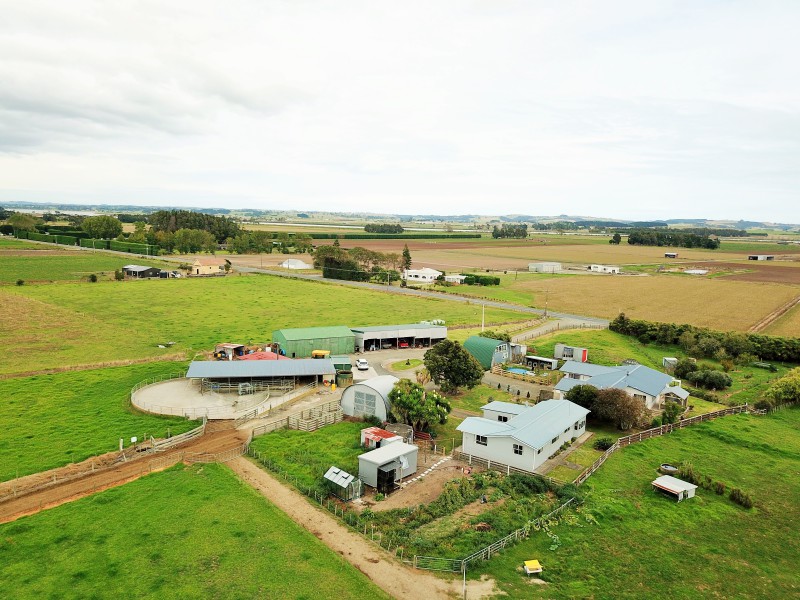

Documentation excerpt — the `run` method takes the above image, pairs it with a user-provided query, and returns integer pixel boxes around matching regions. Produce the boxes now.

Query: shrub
[89,274,98,283]
[662,401,684,425]
[729,487,754,509]
[677,461,700,486]
[114,269,124,281]
[713,481,726,495]
[555,483,582,501]
[375,493,385,502]
[16,279,24,286]
[651,417,663,428]
[593,437,614,451]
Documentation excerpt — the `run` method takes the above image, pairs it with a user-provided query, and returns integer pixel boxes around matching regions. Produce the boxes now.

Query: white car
[355,358,369,371]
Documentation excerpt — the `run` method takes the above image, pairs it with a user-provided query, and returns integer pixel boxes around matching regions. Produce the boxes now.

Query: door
[377,467,395,495]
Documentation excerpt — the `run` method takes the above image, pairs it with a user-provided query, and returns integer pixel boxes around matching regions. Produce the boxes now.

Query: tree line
[364,223,404,234]
[626,228,720,249]
[491,223,528,238]
[312,243,407,282]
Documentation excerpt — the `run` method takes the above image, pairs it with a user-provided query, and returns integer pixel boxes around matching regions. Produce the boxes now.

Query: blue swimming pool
[505,367,530,375]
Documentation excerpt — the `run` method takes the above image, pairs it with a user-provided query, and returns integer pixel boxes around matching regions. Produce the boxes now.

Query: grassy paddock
[0,274,529,375]
[482,409,800,599]
[0,362,197,481]
[0,253,168,283]
[0,463,390,600]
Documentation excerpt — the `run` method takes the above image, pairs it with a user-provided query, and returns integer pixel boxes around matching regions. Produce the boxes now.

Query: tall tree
[402,244,412,270]
[7,213,37,232]
[388,379,451,431]
[81,215,123,239]
[592,388,645,430]
[423,339,484,393]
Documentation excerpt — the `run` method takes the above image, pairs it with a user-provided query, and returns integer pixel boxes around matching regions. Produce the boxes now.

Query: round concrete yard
[132,378,298,420]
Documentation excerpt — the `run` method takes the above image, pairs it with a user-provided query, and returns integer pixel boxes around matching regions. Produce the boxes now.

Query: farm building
[457,400,589,473]
[384,423,414,443]
[464,336,510,370]
[324,466,362,501]
[239,351,290,361]
[192,257,227,276]
[528,262,561,273]
[358,442,419,494]
[748,255,775,261]
[589,264,620,274]
[272,326,355,358]
[360,427,402,449]
[524,355,559,371]
[664,252,678,258]
[340,375,399,421]
[122,265,161,278]
[214,343,246,360]
[351,323,447,352]
[330,355,352,371]
[554,343,588,362]
[555,361,689,410]
[662,357,678,373]
[652,475,697,502]
[401,267,442,283]
[279,258,313,269]
[444,274,467,284]
[185,358,336,395]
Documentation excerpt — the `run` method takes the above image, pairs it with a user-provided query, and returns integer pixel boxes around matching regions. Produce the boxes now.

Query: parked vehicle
[355,358,369,371]
[398,340,410,348]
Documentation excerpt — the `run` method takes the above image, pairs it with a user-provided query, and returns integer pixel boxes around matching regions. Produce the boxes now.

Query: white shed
[279,258,313,270]
[340,375,399,421]
[589,264,620,274]
[652,475,698,502]
[529,262,561,273]
[358,442,419,494]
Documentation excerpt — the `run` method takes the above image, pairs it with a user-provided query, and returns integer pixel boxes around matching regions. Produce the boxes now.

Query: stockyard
[1,233,799,599]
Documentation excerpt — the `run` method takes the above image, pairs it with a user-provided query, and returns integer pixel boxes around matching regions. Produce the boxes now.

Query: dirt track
[0,425,248,524]
[228,456,499,600]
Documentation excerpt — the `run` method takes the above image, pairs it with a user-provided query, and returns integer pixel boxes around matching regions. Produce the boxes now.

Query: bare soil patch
[688,261,800,284]
[365,461,476,511]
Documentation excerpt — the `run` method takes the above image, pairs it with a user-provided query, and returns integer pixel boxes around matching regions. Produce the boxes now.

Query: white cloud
[0,0,799,221]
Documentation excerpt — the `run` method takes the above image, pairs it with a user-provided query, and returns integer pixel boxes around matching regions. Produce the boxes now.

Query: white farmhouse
[457,400,590,473]
[555,361,689,410]
[402,267,443,284]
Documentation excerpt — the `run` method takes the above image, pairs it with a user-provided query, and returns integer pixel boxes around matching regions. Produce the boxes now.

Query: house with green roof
[463,335,511,370]
[272,326,355,358]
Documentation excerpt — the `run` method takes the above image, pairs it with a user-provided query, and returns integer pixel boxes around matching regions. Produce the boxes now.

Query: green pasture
[482,409,800,599]
[0,253,168,283]
[0,274,529,375]
[0,463,390,600]
[0,238,43,249]
[0,362,197,481]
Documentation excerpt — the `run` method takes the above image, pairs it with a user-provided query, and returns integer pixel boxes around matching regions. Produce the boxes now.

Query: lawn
[391,358,422,371]
[0,362,198,481]
[0,252,169,283]
[449,383,520,413]
[0,463,390,600]
[0,237,44,249]
[0,274,529,375]
[481,409,800,599]
[248,421,366,491]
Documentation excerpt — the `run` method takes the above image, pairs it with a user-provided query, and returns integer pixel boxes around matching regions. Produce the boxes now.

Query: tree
[662,401,683,424]
[402,244,412,271]
[82,215,123,239]
[388,379,451,432]
[673,358,698,380]
[478,330,511,343]
[423,339,484,393]
[592,388,645,430]
[7,213,37,233]
[609,233,622,245]
[564,385,599,410]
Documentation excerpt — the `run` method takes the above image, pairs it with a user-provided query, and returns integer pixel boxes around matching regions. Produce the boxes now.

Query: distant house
[554,343,588,362]
[444,274,467,284]
[122,265,161,278]
[457,400,590,473]
[589,264,620,274]
[279,258,312,270]
[528,262,561,273]
[402,267,442,283]
[748,255,775,261]
[192,257,226,276]
[554,361,689,410]
[464,336,510,370]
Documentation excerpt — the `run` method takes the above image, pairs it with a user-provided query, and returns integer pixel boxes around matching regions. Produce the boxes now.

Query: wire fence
[513,321,607,342]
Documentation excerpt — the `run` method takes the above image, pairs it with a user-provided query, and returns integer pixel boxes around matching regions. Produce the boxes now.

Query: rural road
[228,456,498,600]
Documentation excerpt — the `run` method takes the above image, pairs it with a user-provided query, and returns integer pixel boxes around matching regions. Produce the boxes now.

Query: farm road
[228,456,499,600]
[0,425,248,525]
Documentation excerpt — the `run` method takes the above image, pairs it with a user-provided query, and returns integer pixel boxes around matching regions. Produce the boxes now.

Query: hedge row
[79,238,111,249]
[110,240,157,255]
[610,313,800,363]
[308,232,482,240]
[18,231,79,245]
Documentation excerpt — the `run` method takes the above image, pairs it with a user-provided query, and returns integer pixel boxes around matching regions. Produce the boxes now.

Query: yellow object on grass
[524,559,543,575]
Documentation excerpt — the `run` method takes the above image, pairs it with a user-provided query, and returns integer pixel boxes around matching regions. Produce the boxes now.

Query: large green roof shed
[272,326,355,358]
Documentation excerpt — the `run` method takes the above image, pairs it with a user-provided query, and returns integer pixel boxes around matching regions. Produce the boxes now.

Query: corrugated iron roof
[652,475,697,493]
[324,466,355,488]
[358,442,418,465]
[186,359,335,378]
[351,324,447,333]
[238,351,290,361]
[481,401,528,415]
[464,336,505,370]
[274,326,355,341]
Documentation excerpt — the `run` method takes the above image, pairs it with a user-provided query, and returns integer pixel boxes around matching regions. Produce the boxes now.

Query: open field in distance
[0,463,390,600]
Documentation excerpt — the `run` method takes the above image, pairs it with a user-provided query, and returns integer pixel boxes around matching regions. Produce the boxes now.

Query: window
[513,444,523,456]
[564,427,570,433]
[574,421,585,430]
[551,436,558,444]
[353,391,377,417]
[476,435,487,446]
[498,415,508,422]
[536,448,542,454]
[634,393,647,402]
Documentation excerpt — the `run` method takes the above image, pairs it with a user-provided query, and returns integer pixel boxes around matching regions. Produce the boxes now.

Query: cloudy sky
[1,1,799,221]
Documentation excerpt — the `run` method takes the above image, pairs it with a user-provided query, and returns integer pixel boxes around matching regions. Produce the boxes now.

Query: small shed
[444,274,467,284]
[464,336,510,370]
[384,423,414,443]
[214,343,246,360]
[524,355,559,370]
[358,442,419,494]
[748,255,775,261]
[324,466,362,501]
[340,375,399,421]
[528,262,561,273]
[662,357,678,373]
[360,427,402,449]
[122,265,161,278]
[652,475,698,502]
[272,326,355,358]
[589,264,620,274]
[664,252,678,258]
[554,343,588,362]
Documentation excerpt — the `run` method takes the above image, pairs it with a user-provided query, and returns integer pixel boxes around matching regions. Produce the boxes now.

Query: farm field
[482,409,800,599]
[0,463,390,600]
[444,273,800,333]
[0,274,529,375]
[0,237,43,249]
[0,251,168,283]
[0,362,197,481]
[765,303,800,337]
